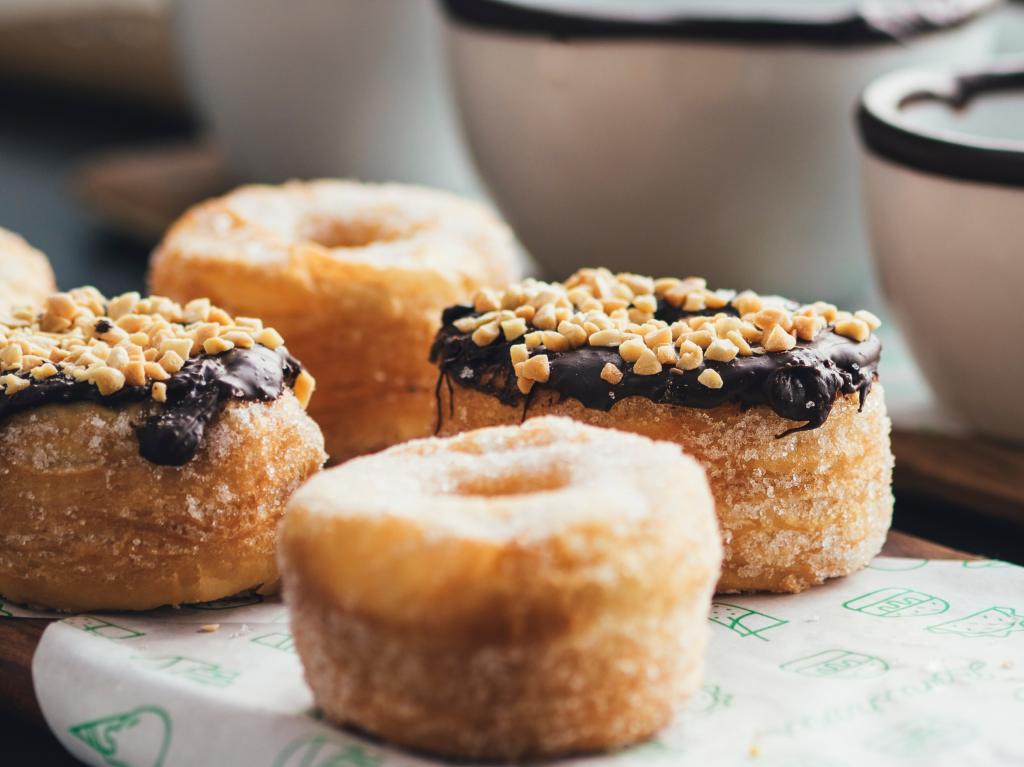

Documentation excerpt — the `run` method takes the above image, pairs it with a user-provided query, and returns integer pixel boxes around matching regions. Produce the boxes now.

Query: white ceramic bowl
[171,0,478,192]
[859,57,1024,443]
[442,0,996,302]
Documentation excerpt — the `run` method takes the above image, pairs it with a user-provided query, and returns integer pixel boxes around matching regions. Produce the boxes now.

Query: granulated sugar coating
[439,386,893,594]
[0,392,325,612]
[280,416,722,761]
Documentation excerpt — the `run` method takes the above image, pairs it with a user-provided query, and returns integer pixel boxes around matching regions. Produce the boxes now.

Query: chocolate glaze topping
[0,345,301,466]
[431,301,880,436]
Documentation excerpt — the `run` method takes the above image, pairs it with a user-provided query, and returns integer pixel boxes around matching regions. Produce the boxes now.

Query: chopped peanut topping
[600,362,623,385]
[697,369,724,389]
[0,289,308,405]
[454,268,879,394]
[293,370,316,409]
[835,317,870,342]
[763,324,797,353]
[633,348,663,376]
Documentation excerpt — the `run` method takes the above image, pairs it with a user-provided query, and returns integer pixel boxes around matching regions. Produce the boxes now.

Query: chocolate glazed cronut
[431,270,894,593]
[0,289,325,611]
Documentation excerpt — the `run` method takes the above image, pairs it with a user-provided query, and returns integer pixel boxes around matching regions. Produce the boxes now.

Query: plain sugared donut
[0,227,55,311]
[280,416,721,761]
[149,179,522,462]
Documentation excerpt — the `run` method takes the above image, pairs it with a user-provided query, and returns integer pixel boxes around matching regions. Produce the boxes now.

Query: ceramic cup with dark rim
[859,57,1024,443]
[441,0,997,303]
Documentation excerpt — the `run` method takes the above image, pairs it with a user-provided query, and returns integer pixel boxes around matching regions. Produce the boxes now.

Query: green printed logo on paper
[866,558,928,571]
[867,716,976,758]
[252,632,297,653]
[69,705,171,767]
[64,615,146,641]
[133,655,240,687]
[710,602,787,640]
[963,559,1012,569]
[842,587,948,618]
[0,601,12,617]
[926,607,1024,639]
[687,683,732,715]
[187,593,264,610]
[780,649,889,680]
[272,734,380,767]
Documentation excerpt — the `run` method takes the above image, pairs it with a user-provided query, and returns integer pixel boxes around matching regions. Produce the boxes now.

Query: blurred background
[0,0,1022,559]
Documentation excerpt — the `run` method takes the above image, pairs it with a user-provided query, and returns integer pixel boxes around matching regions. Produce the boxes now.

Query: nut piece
[705,338,739,363]
[541,331,570,352]
[45,293,78,320]
[0,374,30,395]
[697,368,724,389]
[521,354,550,383]
[509,343,529,365]
[854,310,882,331]
[294,369,316,409]
[30,362,58,380]
[203,336,235,355]
[501,317,528,341]
[656,344,678,365]
[763,324,797,352]
[589,329,624,347]
[256,327,285,350]
[835,317,870,342]
[754,307,794,333]
[633,348,663,376]
[732,290,763,316]
[159,350,186,374]
[471,322,500,347]
[91,366,126,396]
[618,337,647,363]
[793,314,826,342]
[676,340,704,371]
[600,362,623,384]
[152,381,168,403]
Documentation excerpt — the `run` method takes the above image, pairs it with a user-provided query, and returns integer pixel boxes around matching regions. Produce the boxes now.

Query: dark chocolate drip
[441,0,995,46]
[430,303,880,436]
[0,346,301,466]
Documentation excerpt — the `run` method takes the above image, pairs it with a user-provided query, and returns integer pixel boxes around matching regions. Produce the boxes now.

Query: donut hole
[299,214,412,249]
[448,464,571,498]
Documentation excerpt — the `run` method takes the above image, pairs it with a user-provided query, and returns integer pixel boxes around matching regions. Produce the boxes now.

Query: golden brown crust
[0,393,325,611]
[280,417,720,760]
[0,228,56,311]
[149,180,522,461]
[438,386,894,593]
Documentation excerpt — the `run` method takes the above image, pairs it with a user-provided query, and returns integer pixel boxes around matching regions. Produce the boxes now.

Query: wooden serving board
[0,531,976,765]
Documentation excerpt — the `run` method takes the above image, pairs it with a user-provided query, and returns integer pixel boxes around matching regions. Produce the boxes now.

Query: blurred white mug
[172,0,479,193]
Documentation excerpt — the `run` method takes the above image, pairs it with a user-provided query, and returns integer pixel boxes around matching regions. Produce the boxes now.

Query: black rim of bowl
[440,0,996,46]
[858,57,1024,189]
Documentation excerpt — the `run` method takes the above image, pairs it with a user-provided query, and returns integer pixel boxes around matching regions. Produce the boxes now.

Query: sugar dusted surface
[0,392,325,610]
[291,416,711,544]
[438,386,894,593]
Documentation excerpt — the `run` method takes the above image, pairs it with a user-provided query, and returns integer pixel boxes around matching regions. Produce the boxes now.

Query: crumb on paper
[749,744,761,759]
[199,623,220,633]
